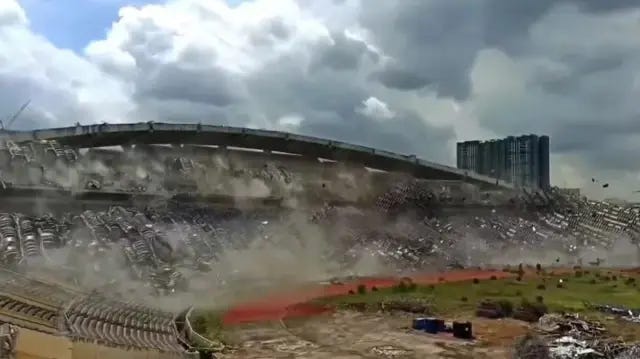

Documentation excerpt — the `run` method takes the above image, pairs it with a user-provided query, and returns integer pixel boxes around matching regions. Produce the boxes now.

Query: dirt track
[223,269,513,324]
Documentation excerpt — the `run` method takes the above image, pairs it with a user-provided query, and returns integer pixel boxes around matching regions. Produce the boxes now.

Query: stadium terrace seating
[65,295,182,352]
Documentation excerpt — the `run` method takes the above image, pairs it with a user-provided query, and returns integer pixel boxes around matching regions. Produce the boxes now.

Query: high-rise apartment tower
[456,135,550,189]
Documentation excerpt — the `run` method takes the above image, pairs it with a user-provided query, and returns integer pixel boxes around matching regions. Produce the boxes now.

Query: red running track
[222,269,512,325]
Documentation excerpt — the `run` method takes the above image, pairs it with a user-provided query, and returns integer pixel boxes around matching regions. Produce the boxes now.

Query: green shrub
[521,298,548,317]
[497,299,514,316]
[392,278,417,293]
[357,284,367,294]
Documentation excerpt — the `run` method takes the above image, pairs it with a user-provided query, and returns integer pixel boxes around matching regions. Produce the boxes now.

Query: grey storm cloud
[359,0,485,100]
[300,110,454,164]
[310,31,377,71]
[136,63,245,106]
[370,66,431,91]
[2,0,640,197]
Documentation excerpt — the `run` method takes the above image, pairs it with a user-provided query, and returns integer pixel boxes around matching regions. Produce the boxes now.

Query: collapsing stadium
[1,122,639,358]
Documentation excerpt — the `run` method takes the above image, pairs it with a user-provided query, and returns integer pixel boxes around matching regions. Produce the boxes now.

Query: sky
[1,0,640,199]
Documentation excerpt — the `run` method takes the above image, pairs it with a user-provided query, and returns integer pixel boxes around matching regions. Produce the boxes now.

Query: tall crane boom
[5,100,31,130]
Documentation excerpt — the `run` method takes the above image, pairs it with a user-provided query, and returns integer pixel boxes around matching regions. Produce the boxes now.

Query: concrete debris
[537,314,606,336]
[549,337,602,358]
[587,304,640,324]
[0,203,284,296]
[615,345,640,359]
[1,178,640,297]
[536,314,628,359]
[514,334,551,359]
[1,137,640,280]
[341,182,640,271]
[369,345,413,358]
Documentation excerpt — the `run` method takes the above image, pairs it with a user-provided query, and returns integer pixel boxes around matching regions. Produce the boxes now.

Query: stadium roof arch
[4,122,511,189]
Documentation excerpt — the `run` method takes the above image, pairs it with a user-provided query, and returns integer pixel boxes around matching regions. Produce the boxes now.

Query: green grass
[190,309,226,342]
[319,269,640,316]
[189,269,640,343]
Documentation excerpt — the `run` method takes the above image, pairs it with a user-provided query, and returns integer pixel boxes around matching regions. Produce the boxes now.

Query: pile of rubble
[588,304,640,325]
[616,345,640,359]
[369,181,640,266]
[536,314,628,358]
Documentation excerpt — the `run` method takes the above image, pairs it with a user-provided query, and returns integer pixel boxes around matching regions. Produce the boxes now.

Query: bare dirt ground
[217,310,529,359]
[215,270,525,357]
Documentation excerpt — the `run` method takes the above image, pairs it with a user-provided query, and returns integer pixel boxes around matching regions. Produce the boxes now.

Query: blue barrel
[412,318,427,330]
[424,318,439,334]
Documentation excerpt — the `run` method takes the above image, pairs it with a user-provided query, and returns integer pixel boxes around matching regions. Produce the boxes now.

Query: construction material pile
[615,345,640,359]
[536,314,627,358]
[588,304,640,325]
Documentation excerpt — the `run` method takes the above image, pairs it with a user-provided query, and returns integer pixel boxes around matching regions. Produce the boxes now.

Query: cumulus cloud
[0,0,27,26]
[2,0,640,199]
[356,96,394,121]
[0,0,133,129]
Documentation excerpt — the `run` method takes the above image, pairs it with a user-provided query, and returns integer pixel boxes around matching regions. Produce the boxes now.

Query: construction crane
[0,100,31,131]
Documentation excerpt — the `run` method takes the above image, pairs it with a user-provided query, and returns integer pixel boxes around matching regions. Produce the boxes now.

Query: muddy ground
[217,310,530,358]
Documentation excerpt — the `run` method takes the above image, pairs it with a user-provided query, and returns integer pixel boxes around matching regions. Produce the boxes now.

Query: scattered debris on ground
[615,345,640,359]
[536,313,628,358]
[588,303,640,325]
[513,333,551,359]
[369,345,413,357]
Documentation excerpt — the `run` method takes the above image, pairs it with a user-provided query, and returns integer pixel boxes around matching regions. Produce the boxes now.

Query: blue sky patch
[20,0,245,52]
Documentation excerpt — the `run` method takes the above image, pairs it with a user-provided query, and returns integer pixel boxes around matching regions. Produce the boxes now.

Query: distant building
[457,135,550,189]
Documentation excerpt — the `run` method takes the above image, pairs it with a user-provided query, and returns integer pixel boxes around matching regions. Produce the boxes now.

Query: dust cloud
[7,154,640,315]
[19,206,394,312]
[454,233,640,269]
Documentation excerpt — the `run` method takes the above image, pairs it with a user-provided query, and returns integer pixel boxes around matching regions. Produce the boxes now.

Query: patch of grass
[190,309,227,342]
[317,269,640,316]
[591,312,640,342]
